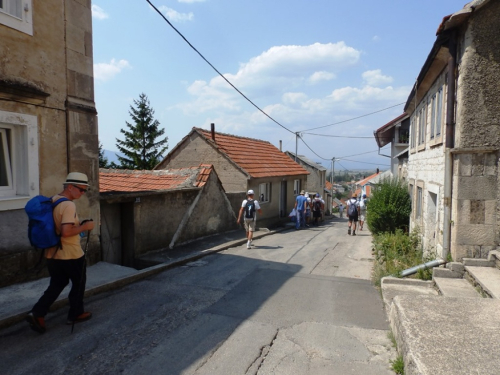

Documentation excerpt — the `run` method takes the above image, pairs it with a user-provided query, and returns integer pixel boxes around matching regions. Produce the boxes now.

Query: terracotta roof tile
[355,172,380,186]
[99,165,212,193]
[196,128,308,178]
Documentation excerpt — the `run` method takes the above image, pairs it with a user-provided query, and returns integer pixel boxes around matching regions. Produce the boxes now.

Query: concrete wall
[157,133,248,193]
[0,0,99,287]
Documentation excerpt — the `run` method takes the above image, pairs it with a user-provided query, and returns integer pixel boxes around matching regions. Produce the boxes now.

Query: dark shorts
[313,210,321,218]
[348,215,358,222]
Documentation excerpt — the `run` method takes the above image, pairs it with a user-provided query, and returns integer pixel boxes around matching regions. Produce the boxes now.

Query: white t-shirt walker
[241,199,261,221]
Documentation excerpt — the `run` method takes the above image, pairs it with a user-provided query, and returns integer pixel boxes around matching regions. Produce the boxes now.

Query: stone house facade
[155,125,309,228]
[284,152,327,196]
[406,0,500,260]
[0,0,99,287]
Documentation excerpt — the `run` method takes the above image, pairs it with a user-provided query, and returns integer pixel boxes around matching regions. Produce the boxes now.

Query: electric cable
[298,102,405,132]
[146,0,295,135]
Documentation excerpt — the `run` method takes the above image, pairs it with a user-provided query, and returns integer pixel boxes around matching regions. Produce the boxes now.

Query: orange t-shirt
[44,195,84,260]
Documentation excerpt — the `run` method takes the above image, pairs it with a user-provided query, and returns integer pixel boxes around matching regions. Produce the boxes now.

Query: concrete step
[381,277,438,312]
[465,266,500,299]
[433,277,481,298]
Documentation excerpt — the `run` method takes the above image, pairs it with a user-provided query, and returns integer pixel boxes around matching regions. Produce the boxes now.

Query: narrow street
[1,218,396,375]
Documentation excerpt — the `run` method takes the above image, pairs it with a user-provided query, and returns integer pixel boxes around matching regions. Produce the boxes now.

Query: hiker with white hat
[26,172,95,334]
[237,189,262,249]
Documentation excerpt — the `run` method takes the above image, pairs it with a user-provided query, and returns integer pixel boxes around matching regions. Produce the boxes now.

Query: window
[429,87,443,140]
[294,179,300,195]
[259,182,270,203]
[0,110,39,210]
[417,106,426,146]
[410,117,416,149]
[0,0,33,35]
[416,187,422,219]
[409,184,414,209]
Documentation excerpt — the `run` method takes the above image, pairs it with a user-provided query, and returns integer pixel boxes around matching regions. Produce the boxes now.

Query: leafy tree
[115,93,168,170]
[366,177,411,235]
[98,142,110,168]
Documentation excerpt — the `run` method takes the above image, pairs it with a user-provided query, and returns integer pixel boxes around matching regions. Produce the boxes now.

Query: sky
[92,0,465,172]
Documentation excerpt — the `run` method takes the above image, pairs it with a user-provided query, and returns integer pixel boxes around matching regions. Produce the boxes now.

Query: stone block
[484,153,498,176]
[462,258,495,267]
[65,22,86,55]
[470,200,485,224]
[65,0,92,32]
[432,267,462,279]
[455,199,470,224]
[446,262,465,274]
[66,49,93,76]
[453,224,496,245]
[472,153,485,176]
[454,176,497,200]
[458,153,472,176]
[484,200,497,225]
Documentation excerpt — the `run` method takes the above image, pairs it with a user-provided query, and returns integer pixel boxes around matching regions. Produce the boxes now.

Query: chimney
[210,123,215,141]
[279,140,282,151]
[376,168,379,174]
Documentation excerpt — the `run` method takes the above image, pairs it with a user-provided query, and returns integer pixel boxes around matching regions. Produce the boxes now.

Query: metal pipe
[400,259,446,277]
[443,32,457,260]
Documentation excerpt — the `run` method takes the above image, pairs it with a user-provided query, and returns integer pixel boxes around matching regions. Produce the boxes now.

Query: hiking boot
[26,312,46,334]
[66,312,92,325]
[348,228,351,235]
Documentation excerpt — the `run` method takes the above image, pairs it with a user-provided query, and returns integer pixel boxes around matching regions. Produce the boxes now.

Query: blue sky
[92,0,464,171]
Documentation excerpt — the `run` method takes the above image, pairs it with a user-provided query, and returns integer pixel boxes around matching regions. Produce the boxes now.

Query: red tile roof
[195,128,308,178]
[355,171,380,187]
[100,165,213,193]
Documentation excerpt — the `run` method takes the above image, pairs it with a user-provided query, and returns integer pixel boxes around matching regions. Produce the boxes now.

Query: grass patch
[372,229,432,287]
[391,355,405,374]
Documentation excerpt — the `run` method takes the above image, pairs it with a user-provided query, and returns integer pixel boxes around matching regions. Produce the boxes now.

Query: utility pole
[295,132,299,162]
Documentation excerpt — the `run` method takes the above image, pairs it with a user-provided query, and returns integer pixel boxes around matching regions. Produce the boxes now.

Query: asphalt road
[0,218,396,375]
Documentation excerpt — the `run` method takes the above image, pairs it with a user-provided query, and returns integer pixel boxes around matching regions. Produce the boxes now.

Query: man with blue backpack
[25,172,95,334]
[347,192,360,236]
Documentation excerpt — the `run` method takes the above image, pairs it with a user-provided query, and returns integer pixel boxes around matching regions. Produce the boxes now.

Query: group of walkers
[293,190,325,229]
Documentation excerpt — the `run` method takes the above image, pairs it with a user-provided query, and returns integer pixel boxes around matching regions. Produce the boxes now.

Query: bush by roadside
[372,229,432,287]
[366,178,411,235]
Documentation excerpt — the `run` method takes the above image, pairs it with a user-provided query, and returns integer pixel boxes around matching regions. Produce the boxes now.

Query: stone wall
[0,0,98,287]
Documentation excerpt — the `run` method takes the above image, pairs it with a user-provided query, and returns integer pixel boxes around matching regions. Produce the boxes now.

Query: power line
[298,102,405,132]
[146,0,295,135]
[341,158,390,166]
[302,132,395,139]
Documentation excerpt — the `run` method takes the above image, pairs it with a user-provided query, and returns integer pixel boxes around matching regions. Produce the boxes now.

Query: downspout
[442,32,457,260]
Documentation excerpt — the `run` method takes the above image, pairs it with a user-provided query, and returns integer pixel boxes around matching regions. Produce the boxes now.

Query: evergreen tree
[98,142,110,168]
[115,93,168,170]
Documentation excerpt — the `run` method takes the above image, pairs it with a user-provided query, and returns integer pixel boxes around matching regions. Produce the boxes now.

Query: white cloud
[92,5,108,20]
[308,71,336,84]
[362,69,393,86]
[94,59,131,82]
[372,35,380,42]
[158,6,194,22]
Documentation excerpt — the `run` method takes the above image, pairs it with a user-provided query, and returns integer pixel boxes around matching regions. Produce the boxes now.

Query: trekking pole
[72,228,91,334]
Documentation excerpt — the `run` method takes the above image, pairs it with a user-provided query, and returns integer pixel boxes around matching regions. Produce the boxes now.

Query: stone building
[155,125,309,228]
[406,0,500,260]
[99,165,237,268]
[0,1,99,287]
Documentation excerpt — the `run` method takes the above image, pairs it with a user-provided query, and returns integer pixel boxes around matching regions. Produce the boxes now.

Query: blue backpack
[25,195,68,250]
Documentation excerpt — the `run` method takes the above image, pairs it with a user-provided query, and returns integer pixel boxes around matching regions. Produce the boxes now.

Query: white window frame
[293,179,300,195]
[0,0,33,36]
[416,186,423,219]
[0,110,39,211]
[259,182,270,203]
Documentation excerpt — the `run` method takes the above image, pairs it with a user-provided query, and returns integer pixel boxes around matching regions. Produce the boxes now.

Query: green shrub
[366,177,411,235]
[372,229,423,286]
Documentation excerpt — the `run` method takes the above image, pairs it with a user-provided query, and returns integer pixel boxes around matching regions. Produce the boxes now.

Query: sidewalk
[0,225,292,331]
